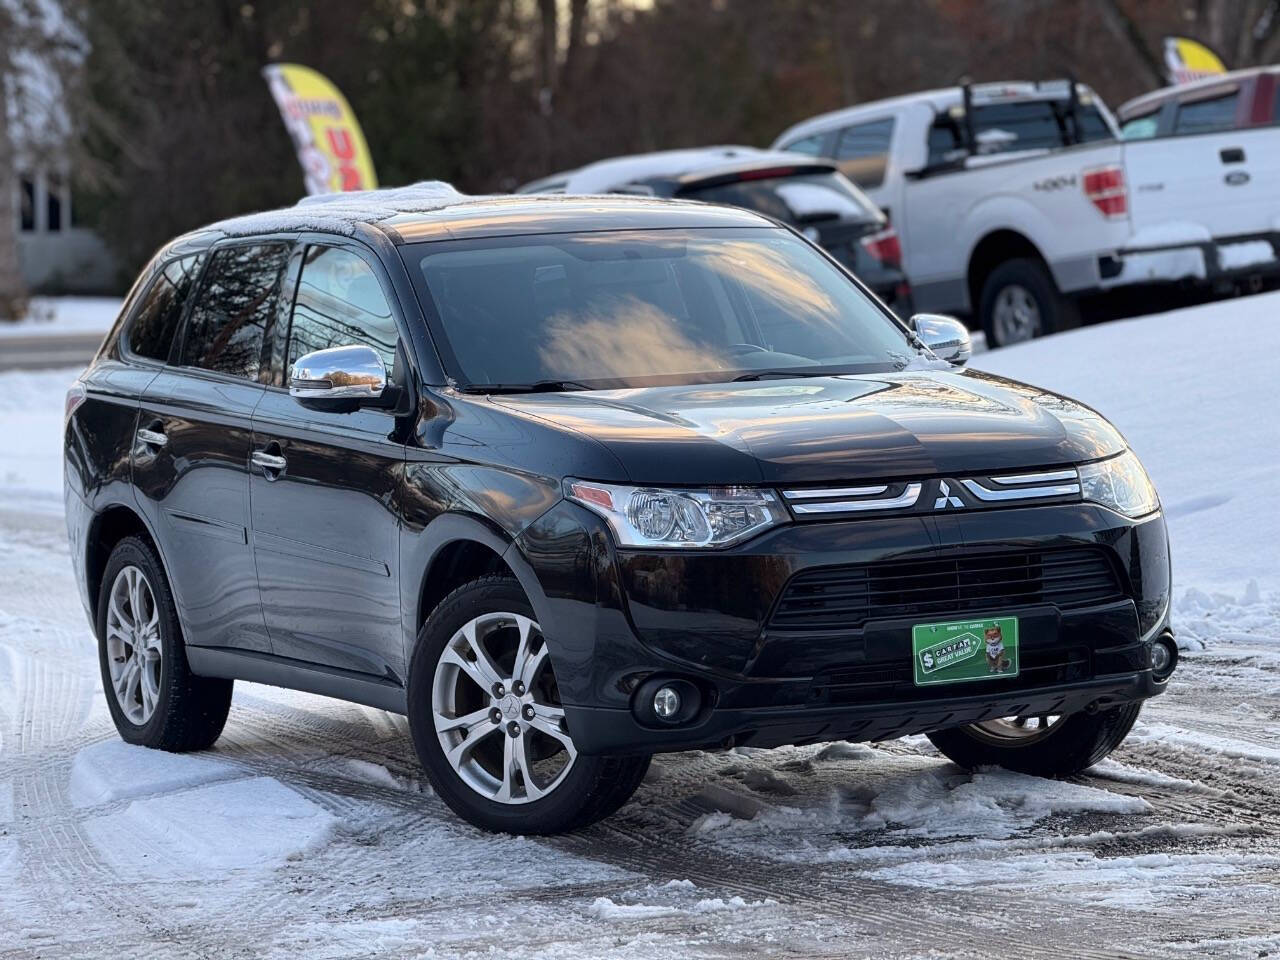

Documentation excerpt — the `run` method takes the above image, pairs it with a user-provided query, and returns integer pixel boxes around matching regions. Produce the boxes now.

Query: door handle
[1220,147,1245,164]
[252,444,287,478]
[137,427,167,449]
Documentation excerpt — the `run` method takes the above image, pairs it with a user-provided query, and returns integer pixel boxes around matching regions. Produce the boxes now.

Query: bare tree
[0,2,26,320]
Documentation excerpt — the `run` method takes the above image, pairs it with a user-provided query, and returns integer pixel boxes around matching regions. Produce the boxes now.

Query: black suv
[64,186,1175,835]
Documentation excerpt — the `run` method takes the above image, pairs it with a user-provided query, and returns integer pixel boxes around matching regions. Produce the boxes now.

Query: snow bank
[973,290,1280,597]
[68,740,240,808]
[586,878,778,921]
[855,849,1262,910]
[83,777,338,878]
[695,763,1150,844]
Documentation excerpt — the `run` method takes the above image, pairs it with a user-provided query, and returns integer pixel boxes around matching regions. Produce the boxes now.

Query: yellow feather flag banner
[1163,37,1228,85]
[263,63,378,195]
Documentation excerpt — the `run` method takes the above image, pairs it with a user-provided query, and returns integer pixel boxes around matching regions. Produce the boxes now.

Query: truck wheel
[926,702,1142,777]
[408,576,650,834]
[97,536,233,751]
[979,258,1079,347]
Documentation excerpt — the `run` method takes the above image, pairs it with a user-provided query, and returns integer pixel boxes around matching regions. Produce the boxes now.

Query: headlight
[566,480,786,547]
[1078,450,1159,518]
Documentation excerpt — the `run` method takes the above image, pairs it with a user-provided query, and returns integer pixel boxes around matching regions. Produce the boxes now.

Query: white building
[7,0,117,293]
[15,166,116,292]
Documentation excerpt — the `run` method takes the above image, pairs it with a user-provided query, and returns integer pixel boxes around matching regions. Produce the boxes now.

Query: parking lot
[3,292,1278,959]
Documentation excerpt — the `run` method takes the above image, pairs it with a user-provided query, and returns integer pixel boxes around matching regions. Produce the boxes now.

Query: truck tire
[979,258,1079,348]
[926,702,1142,778]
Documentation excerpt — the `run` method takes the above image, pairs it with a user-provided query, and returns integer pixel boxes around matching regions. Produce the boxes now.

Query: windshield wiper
[731,370,828,382]
[459,379,593,395]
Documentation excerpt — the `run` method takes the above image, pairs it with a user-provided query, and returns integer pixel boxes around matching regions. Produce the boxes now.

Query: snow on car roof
[202,181,490,239]
[559,146,825,194]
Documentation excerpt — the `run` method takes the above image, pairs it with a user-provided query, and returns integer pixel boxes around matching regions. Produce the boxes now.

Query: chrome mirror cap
[289,345,387,401]
[911,313,972,367]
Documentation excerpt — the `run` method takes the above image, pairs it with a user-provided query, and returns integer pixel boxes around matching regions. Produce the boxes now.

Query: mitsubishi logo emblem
[934,480,964,510]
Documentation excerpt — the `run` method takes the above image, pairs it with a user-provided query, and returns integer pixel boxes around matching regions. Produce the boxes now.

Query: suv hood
[494,371,1126,485]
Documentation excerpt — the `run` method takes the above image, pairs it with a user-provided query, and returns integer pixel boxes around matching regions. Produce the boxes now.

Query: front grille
[769,548,1124,632]
[810,644,1094,705]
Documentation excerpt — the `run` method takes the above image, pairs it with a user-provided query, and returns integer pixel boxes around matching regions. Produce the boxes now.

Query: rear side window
[288,246,398,370]
[833,118,895,189]
[127,254,204,361]
[677,172,880,226]
[1174,92,1239,135]
[780,134,827,157]
[181,242,291,380]
[929,101,1113,165]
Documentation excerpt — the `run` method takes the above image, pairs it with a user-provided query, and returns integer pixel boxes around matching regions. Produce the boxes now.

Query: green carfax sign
[911,616,1019,686]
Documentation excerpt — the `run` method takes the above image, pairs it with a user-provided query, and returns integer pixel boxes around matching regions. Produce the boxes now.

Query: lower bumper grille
[769,547,1125,632]
[810,644,1094,705]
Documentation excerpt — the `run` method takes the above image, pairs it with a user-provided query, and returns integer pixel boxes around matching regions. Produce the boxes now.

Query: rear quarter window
[779,133,828,157]
[126,254,204,361]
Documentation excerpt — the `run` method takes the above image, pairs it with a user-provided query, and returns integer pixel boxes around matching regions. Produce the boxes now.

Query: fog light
[1151,634,1179,681]
[653,686,682,720]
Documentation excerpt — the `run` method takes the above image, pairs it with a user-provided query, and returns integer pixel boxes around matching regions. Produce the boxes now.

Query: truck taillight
[1083,165,1127,219]
[860,226,902,268]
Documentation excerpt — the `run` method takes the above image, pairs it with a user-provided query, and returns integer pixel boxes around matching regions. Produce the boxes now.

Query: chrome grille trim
[960,477,1081,501]
[781,484,888,500]
[788,483,922,514]
[990,469,1078,485]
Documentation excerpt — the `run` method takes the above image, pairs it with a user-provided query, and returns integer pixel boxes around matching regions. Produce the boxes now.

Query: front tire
[96,536,233,751]
[980,257,1079,348]
[408,576,649,834]
[927,703,1142,777]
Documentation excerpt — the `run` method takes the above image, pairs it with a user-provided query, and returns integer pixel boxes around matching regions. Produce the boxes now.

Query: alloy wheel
[970,713,1065,745]
[431,612,576,804]
[105,565,163,725]
[992,283,1043,344]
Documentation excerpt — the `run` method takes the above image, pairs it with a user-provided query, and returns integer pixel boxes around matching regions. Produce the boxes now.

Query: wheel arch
[410,512,553,636]
[966,229,1052,316]
[85,503,165,626]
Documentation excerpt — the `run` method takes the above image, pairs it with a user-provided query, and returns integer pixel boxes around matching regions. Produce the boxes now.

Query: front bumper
[514,500,1171,756]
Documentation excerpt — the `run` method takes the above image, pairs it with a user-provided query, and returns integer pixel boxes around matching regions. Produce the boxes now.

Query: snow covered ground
[0,297,121,339]
[1,294,1278,958]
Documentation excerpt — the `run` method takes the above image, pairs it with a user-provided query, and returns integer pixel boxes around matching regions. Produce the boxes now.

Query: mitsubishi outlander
[64,185,1174,834]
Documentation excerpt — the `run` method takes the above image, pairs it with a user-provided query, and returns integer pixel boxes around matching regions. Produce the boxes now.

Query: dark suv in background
[518,147,912,316]
[65,185,1175,835]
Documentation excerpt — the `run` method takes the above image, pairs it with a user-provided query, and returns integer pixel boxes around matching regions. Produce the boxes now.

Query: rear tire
[408,576,649,834]
[96,536,233,752]
[927,702,1142,777]
[980,257,1079,348]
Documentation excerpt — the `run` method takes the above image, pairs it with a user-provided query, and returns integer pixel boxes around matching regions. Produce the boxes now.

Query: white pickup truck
[773,79,1280,346]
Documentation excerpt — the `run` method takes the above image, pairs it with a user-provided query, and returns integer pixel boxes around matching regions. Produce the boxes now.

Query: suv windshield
[405,227,912,390]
